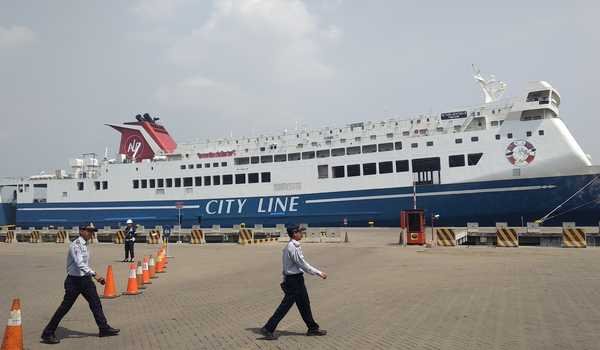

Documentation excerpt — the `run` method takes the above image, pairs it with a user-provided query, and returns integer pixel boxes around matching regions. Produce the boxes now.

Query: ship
[1,68,599,228]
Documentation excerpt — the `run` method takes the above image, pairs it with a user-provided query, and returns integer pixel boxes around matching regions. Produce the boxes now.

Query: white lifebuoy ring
[506,140,536,166]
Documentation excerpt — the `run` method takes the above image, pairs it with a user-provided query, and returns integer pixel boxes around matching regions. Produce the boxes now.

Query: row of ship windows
[318,153,483,179]
[132,172,272,189]
[234,141,429,165]
[56,150,487,192]
[76,181,108,191]
[231,130,542,166]
[180,162,228,170]
[200,121,543,155]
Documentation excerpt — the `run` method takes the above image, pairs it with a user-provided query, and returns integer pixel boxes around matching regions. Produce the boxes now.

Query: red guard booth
[400,209,426,245]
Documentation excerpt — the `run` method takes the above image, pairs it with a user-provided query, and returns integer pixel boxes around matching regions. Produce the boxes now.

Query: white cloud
[156,75,284,134]
[0,26,36,49]
[132,0,186,21]
[155,0,342,129]
[167,0,340,84]
[316,0,344,11]
[322,25,342,41]
[157,76,245,112]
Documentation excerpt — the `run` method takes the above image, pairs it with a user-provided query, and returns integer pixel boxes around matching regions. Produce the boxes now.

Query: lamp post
[431,213,440,246]
[172,201,184,257]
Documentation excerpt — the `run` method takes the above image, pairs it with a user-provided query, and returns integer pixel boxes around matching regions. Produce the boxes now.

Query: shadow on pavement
[56,326,97,339]
[246,327,305,339]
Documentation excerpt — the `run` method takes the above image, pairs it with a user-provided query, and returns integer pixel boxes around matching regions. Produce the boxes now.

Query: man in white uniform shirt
[41,222,119,344]
[261,224,328,340]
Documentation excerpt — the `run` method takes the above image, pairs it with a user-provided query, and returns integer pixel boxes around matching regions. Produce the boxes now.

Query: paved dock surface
[2,229,600,350]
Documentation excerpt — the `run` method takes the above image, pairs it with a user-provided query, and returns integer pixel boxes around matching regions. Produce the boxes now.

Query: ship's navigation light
[135,114,143,122]
[143,113,153,122]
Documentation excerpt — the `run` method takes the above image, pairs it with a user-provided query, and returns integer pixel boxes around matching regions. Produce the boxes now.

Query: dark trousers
[124,241,135,260]
[42,276,109,335]
[264,274,319,332]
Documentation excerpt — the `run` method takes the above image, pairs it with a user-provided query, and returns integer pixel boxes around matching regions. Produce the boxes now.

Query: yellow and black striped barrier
[496,228,518,247]
[147,230,161,244]
[562,228,586,248]
[238,229,253,245]
[253,237,278,244]
[29,230,41,243]
[435,228,456,246]
[113,230,125,244]
[5,230,16,244]
[56,230,69,243]
[190,229,205,244]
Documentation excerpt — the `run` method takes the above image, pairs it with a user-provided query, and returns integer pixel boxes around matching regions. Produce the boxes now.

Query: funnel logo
[125,135,144,160]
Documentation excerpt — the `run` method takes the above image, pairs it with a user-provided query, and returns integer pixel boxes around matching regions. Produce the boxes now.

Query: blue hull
[0,203,16,226]
[16,174,600,228]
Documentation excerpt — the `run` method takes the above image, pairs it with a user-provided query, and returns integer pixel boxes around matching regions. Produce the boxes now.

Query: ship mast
[472,64,507,103]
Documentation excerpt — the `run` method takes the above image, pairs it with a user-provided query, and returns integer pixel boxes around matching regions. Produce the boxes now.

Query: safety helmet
[126,219,133,224]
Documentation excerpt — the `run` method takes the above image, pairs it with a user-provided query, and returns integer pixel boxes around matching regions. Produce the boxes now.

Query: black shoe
[99,327,120,337]
[260,327,277,340]
[41,333,60,344]
[306,329,327,336]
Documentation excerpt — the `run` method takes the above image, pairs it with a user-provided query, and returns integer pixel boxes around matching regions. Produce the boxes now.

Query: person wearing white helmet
[123,219,136,262]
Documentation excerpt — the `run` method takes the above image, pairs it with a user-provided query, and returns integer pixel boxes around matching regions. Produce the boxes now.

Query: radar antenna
[472,64,507,103]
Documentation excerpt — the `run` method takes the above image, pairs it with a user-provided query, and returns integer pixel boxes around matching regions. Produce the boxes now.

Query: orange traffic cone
[161,245,169,265]
[155,254,165,273]
[136,261,146,290]
[101,265,120,299]
[157,248,166,268]
[142,257,151,284]
[148,255,157,279]
[122,263,142,295]
[1,298,23,350]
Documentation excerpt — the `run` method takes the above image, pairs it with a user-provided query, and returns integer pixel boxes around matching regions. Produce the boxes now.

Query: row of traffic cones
[102,245,169,298]
[0,245,171,349]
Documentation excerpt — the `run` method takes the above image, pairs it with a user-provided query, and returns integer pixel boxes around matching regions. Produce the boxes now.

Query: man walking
[41,222,119,344]
[261,224,328,340]
[123,219,136,262]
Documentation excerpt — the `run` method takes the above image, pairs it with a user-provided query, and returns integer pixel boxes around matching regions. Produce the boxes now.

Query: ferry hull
[16,174,600,228]
[0,203,15,226]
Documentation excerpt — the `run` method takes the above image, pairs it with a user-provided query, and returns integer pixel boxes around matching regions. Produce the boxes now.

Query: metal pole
[165,229,169,257]
[412,181,417,210]
[432,214,435,246]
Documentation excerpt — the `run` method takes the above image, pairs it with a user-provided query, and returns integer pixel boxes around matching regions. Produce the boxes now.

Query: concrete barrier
[190,229,206,244]
[435,228,456,246]
[496,224,519,247]
[562,222,586,248]
[29,230,41,243]
[56,230,69,244]
[304,230,322,243]
[147,229,161,244]
[113,230,125,244]
[4,230,16,244]
[322,230,343,243]
[238,229,253,245]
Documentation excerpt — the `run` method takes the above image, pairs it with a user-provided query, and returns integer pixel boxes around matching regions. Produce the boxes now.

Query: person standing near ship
[41,222,120,344]
[261,224,328,340]
[123,219,136,262]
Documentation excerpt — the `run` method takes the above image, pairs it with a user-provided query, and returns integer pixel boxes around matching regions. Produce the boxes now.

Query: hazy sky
[1,0,598,177]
